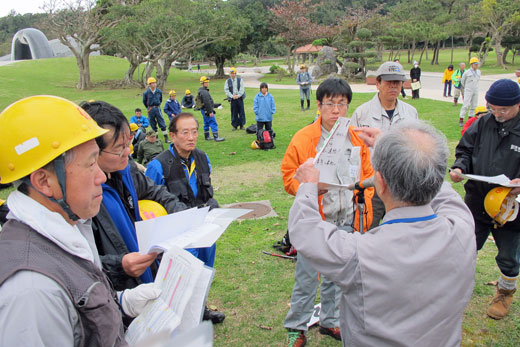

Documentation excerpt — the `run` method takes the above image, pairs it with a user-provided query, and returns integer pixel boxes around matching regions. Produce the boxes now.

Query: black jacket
[92,160,188,291]
[452,112,520,225]
[410,67,421,81]
[198,86,214,115]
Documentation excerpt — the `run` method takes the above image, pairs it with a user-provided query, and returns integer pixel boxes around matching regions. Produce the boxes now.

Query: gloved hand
[119,283,161,317]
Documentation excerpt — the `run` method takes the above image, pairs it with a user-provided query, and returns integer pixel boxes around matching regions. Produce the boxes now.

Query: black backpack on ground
[273,230,297,256]
[246,124,257,134]
[256,129,275,150]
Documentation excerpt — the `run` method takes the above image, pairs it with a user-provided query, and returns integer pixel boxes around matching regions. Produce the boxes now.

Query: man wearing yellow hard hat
[225,67,247,130]
[0,96,160,345]
[164,89,181,122]
[451,79,520,320]
[198,76,225,142]
[458,57,481,127]
[143,76,169,143]
[181,89,195,109]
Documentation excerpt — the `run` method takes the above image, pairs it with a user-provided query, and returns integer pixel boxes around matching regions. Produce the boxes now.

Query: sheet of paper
[136,207,209,254]
[125,246,204,345]
[313,118,351,186]
[317,182,350,191]
[449,170,520,187]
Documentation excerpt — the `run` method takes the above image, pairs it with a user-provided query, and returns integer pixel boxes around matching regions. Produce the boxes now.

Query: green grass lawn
[0,55,519,346]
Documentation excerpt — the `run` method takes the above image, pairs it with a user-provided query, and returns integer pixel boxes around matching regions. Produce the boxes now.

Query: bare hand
[209,112,214,118]
[354,127,382,147]
[122,252,158,277]
[233,95,239,100]
[449,168,464,183]
[509,178,520,195]
[294,158,319,184]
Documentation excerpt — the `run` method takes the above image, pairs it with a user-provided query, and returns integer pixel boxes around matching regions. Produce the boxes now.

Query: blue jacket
[130,114,149,128]
[253,92,276,122]
[143,88,162,108]
[164,99,181,118]
[146,145,211,198]
[101,165,154,284]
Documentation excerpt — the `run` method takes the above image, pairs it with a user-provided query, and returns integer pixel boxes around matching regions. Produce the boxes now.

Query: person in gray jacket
[0,96,160,346]
[351,61,418,229]
[296,64,312,111]
[459,57,481,126]
[288,120,476,347]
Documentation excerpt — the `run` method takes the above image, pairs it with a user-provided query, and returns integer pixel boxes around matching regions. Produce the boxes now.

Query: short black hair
[259,82,268,90]
[169,112,199,133]
[316,78,352,104]
[80,100,129,151]
[135,108,142,113]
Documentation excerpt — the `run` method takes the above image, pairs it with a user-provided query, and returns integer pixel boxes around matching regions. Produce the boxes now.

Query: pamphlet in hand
[125,246,214,345]
[313,117,352,190]
[135,207,251,254]
[449,170,520,187]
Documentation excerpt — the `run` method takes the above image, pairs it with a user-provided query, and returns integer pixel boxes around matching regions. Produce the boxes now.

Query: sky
[0,0,47,18]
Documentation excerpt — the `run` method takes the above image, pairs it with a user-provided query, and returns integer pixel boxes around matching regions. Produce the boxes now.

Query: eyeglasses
[487,106,510,116]
[101,137,132,157]
[177,129,198,138]
[321,103,349,110]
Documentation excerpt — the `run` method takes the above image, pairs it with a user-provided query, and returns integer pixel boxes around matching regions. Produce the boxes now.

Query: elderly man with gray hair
[288,121,476,347]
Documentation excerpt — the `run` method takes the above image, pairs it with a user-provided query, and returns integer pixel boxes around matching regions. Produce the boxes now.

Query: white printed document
[449,170,520,187]
[125,246,214,345]
[314,117,352,190]
[135,207,251,254]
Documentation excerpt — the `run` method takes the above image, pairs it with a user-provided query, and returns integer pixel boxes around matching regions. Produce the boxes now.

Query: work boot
[319,326,341,341]
[306,99,310,110]
[163,134,170,144]
[454,98,458,106]
[213,132,225,142]
[487,287,516,319]
[286,329,306,347]
[203,306,226,324]
[204,131,213,141]
[300,100,304,111]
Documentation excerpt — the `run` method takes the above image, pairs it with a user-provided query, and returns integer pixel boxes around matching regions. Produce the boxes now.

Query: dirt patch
[211,159,282,194]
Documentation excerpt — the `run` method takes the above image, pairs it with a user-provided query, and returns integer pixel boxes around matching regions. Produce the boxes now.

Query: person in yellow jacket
[442,64,454,97]
[281,77,374,347]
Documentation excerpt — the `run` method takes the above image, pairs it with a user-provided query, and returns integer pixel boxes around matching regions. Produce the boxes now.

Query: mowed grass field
[0,53,519,346]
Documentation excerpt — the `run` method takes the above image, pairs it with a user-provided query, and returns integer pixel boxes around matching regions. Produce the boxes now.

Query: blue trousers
[186,243,217,267]
[201,110,219,133]
[148,107,166,132]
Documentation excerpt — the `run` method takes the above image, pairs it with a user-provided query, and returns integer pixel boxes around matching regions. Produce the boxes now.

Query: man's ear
[374,171,387,196]
[29,168,57,198]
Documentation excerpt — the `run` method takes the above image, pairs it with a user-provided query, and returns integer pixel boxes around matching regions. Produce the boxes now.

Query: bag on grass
[246,124,257,134]
[273,230,297,256]
[257,129,275,150]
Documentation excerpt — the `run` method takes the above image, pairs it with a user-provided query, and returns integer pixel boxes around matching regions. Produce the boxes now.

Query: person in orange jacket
[281,77,374,347]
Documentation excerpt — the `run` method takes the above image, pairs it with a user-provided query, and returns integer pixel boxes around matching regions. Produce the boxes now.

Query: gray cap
[376,61,407,81]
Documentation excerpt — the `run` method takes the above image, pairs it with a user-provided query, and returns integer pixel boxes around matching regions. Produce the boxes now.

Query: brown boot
[487,287,516,319]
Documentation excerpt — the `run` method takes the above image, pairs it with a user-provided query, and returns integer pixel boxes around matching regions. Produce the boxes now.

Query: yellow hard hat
[129,143,134,155]
[484,187,519,226]
[469,57,479,65]
[230,67,237,74]
[138,200,168,220]
[147,77,157,84]
[200,76,209,83]
[474,106,487,115]
[251,140,260,150]
[0,95,108,184]
[169,89,176,96]
[0,198,5,206]
[300,64,306,69]
[185,89,191,95]
[129,123,139,132]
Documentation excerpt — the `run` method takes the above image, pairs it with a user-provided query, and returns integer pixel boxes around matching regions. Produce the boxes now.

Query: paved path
[199,65,519,106]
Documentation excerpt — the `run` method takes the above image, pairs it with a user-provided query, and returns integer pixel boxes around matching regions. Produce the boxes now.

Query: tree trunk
[214,56,226,77]
[76,49,91,90]
[157,56,175,91]
[419,40,428,65]
[123,59,139,85]
[467,36,474,61]
[494,34,506,69]
[450,36,454,64]
[411,38,417,63]
[482,38,492,66]
[502,47,510,65]
[144,61,155,82]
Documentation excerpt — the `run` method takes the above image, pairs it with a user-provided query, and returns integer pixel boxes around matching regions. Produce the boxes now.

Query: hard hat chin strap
[48,156,80,222]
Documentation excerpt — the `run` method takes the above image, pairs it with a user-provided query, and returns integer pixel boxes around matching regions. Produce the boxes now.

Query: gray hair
[372,121,448,205]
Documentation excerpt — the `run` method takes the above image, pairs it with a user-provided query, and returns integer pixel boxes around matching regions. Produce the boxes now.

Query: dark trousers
[412,89,420,99]
[148,107,166,132]
[443,81,452,97]
[256,121,272,132]
[400,86,406,98]
[230,98,246,128]
[475,219,520,278]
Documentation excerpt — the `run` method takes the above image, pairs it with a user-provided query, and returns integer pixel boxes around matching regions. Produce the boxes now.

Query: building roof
[294,44,337,53]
